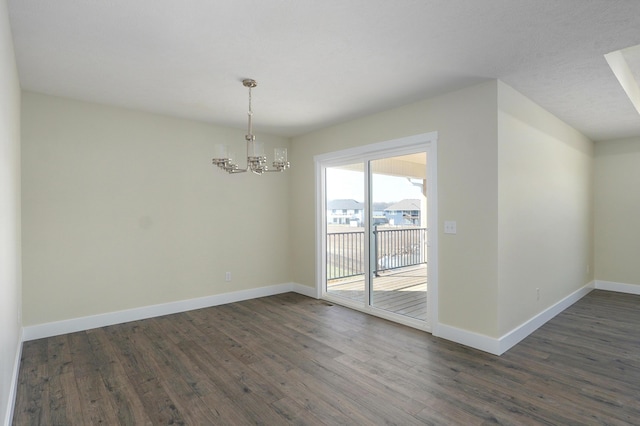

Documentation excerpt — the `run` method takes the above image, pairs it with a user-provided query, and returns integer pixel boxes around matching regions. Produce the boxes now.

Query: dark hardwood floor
[13,290,640,425]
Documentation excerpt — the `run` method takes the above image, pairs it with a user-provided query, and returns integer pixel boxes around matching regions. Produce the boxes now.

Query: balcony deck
[327,264,427,321]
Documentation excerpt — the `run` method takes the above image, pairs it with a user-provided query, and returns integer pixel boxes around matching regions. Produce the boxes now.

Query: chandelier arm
[264,162,291,172]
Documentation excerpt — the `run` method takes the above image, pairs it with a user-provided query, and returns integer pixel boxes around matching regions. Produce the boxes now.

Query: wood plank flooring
[328,265,428,320]
[13,290,640,425]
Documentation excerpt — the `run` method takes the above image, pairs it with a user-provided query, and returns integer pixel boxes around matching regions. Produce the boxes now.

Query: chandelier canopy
[212,79,290,175]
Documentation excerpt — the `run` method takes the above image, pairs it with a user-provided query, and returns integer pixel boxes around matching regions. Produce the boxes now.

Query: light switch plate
[444,221,457,234]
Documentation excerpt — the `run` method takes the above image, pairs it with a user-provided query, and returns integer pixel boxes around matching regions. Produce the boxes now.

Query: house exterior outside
[327,199,422,227]
[384,199,421,225]
[326,199,364,226]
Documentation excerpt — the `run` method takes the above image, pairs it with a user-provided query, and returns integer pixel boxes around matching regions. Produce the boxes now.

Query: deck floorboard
[328,264,428,321]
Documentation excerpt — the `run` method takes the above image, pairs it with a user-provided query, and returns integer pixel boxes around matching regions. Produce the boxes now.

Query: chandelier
[212,79,290,175]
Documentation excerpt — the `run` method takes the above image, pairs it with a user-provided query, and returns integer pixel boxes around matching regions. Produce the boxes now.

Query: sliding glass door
[325,163,366,302]
[370,154,428,321]
[318,134,436,331]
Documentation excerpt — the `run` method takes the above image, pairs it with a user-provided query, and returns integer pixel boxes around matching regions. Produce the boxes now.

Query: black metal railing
[374,228,427,273]
[326,227,427,280]
[326,231,365,280]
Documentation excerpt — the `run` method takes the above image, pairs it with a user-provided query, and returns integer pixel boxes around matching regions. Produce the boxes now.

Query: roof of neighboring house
[327,199,364,210]
[372,202,392,211]
[385,199,421,211]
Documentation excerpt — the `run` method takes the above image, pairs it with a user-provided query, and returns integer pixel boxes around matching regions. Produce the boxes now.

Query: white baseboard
[291,282,318,298]
[433,323,501,355]
[23,279,626,355]
[4,328,23,426]
[496,282,593,355]
[434,282,594,356]
[594,280,640,295]
[23,283,314,342]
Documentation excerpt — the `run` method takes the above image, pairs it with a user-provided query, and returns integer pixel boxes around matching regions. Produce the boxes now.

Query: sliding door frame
[314,132,438,332]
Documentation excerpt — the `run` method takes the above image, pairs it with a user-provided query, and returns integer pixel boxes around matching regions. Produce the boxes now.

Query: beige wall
[291,80,594,339]
[594,137,640,286]
[497,82,594,335]
[20,78,597,350]
[291,81,501,337]
[21,92,291,325]
[0,0,22,422]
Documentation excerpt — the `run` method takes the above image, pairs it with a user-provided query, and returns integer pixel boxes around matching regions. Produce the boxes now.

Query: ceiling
[7,0,640,141]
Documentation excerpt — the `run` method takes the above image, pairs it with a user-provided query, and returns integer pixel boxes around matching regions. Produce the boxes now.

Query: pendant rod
[244,79,256,141]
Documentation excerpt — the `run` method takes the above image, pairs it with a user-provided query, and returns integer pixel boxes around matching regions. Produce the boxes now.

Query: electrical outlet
[444,221,457,234]
[225,272,232,282]
[536,288,540,301]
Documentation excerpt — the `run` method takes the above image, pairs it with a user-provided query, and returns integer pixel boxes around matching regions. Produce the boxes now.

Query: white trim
[426,137,439,331]
[22,283,312,341]
[364,159,372,314]
[434,323,501,355]
[4,328,23,426]
[291,282,318,298]
[595,280,640,295]
[434,282,594,356]
[313,132,438,164]
[314,132,438,331]
[314,159,325,300]
[497,283,594,355]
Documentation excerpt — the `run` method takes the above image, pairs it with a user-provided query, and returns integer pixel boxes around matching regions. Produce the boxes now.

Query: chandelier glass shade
[212,79,290,175]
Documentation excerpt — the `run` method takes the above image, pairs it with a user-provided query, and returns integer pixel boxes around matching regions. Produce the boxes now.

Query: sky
[326,168,423,203]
